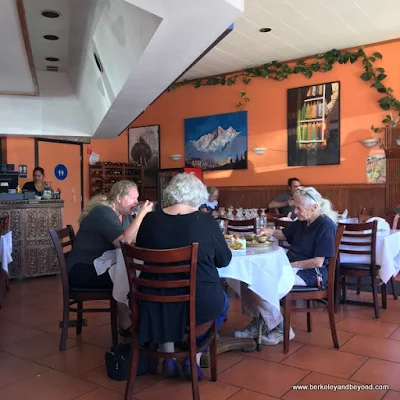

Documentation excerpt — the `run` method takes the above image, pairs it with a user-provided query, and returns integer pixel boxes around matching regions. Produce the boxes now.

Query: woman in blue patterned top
[199,186,219,214]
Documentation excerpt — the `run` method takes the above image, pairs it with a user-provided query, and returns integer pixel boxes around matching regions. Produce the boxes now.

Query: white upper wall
[94,0,243,138]
[69,0,162,134]
[0,0,35,94]
[0,0,243,138]
[0,71,90,136]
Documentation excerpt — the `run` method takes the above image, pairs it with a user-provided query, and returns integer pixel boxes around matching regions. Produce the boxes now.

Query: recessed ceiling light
[259,27,272,33]
[44,35,59,41]
[41,10,60,18]
[45,57,59,62]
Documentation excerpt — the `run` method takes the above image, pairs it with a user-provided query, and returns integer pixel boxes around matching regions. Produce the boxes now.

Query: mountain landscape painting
[184,111,248,171]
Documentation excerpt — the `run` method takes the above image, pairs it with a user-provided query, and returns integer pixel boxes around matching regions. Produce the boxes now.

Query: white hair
[163,172,208,208]
[293,186,338,224]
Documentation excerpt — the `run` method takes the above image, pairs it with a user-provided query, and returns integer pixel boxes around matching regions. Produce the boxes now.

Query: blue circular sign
[54,164,68,181]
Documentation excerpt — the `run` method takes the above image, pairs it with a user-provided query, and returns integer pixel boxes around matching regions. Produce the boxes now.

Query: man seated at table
[268,177,301,217]
[235,186,337,345]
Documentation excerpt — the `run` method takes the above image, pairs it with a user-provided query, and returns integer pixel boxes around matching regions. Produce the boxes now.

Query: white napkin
[340,209,348,219]
[366,217,390,232]
[279,217,292,221]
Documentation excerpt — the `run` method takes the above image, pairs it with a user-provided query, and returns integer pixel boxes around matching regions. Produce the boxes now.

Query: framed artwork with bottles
[287,81,340,166]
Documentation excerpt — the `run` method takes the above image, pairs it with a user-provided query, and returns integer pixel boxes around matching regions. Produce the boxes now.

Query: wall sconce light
[359,138,381,148]
[169,154,182,161]
[253,147,267,155]
[396,138,400,146]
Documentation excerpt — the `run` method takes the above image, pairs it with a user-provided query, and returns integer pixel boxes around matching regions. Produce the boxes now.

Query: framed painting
[287,81,340,166]
[185,111,248,171]
[128,125,160,188]
[366,154,386,183]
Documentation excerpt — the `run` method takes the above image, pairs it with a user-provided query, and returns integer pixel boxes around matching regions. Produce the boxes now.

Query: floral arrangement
[394,204,400,214]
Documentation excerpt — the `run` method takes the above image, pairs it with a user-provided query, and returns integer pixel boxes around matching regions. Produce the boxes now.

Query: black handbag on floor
[105,342,150,381]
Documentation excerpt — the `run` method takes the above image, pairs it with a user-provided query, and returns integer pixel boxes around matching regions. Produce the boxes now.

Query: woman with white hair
[234,186,337,346]
[135,173,231,380]
[199,186,219,214]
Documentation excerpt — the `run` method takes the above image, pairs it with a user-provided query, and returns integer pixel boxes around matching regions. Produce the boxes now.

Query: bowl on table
[255,235,268,243]
[244,233,255,241]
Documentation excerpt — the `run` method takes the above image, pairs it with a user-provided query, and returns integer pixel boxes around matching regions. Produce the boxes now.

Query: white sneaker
[234,318,267,339]
[261,326,295,345]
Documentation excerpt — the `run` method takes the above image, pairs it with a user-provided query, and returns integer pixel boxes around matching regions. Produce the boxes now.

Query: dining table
[218,243,294,329]
[338,216,400,284]
[339,229,400,284]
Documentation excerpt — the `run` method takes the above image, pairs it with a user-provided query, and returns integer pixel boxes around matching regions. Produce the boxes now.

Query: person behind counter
[66,180,154,335]
[22,167,50,196]
[199,186,219,214]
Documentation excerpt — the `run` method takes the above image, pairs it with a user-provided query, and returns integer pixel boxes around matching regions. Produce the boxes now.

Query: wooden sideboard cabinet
[0,200,63,278]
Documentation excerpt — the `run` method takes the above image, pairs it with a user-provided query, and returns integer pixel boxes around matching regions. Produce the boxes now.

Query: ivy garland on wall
[168,47,400,132]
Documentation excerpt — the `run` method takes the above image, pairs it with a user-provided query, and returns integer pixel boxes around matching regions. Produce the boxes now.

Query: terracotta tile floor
[0,276,399,399]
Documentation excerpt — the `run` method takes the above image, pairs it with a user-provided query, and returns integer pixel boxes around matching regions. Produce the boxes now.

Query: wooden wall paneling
[386,157,400,210]
[218,184,386,218]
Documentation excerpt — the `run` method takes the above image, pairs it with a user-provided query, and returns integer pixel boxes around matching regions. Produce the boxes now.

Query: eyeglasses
[295,187,316,203]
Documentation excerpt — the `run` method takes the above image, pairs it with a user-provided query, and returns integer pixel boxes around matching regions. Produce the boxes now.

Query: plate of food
[245,234,274,247]
[227,241,244,251]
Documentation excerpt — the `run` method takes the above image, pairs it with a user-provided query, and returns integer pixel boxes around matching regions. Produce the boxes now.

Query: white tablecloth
[94,248,131,305]
[218,245,294,327]
[340,230,400,283]
[338,217,358,224]
[0,231,12,274]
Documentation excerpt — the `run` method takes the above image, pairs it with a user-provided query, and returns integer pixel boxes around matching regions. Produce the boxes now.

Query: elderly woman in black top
[135,173,231,380]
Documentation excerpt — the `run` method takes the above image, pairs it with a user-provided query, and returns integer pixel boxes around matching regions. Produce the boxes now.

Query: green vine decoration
[168,47,400,132]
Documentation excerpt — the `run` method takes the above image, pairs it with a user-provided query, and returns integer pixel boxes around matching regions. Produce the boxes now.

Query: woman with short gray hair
[135,173,231,380]
[163,172,210,208]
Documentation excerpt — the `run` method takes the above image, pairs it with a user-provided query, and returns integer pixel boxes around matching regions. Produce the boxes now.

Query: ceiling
[0,0,243,138]
[23,0,70,74]
[182,0,400,80]
[0,0,37,94]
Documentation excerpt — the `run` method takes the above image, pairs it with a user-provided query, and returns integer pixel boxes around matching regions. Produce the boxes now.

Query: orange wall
[5,133,129,205]
[6,138,35,188]
[132,40,400,187]
[4,40,400,226]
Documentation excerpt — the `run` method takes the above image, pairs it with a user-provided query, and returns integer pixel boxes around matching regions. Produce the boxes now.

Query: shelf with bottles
[297,84,328,145]
[89,162,144,197]
[297,121,326,144]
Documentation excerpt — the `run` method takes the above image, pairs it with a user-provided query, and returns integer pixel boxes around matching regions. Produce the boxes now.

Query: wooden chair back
[281,226,345,353]
[216,217,228,234]
[358,207,374,223]
[273,217,293,229]
[273,217,293,249]
[226,218,257,234]
[338,221,377,266]
[266,213,284,223]
[327,225,346,295]
[49,225,76,293]
[393,214,400,230]
[121,242,199,334]
[0,215,10,235]
[360,207,375,215]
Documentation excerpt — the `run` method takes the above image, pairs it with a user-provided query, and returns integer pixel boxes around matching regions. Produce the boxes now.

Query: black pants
[68,263,113,289]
